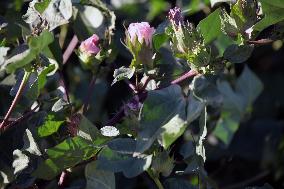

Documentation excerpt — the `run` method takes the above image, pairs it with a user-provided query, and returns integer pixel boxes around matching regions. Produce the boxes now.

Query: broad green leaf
[27,63,56,101]
[259,0,284,8]
[224,44,254,63]
[214,66,263,145]
[213,111,239,144]
[164,178,195,189]
[179,141,195,159]
[220,8,238,37]
[230,0,258,33]
[153,21,170,50]
[37,114,65,137]
[112,66,135,85]
[33,136,98,180]
[135,85,187,154]
[5,30,54,73]
[254,1,284,31]
[191,75,222,106]
[78,115,109,145]
[107,138,136,154]
[197,8,221,44]
[34,0,51,14]
[32,159,61,180]
[85,161,115,189]
[151,151,174,177]
[97,148,152,178]
[236,66,264,105]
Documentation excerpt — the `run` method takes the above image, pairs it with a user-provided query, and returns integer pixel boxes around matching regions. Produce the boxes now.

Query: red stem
[58,35,79,104]
[63,35,79,65]
[105,70,198,125]
[0,72,31,130]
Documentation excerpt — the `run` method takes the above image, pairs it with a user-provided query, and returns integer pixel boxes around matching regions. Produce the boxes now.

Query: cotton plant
[0,0,281,188]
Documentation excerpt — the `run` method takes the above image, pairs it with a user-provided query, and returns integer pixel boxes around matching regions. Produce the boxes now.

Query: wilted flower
[168,7,183,27]
[79,34,100,55]
[124,95,142,116]
[127,22,155,47]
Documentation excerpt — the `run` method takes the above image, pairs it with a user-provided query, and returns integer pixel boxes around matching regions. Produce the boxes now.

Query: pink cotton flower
[127,22,155,47]
[79,34,100,55]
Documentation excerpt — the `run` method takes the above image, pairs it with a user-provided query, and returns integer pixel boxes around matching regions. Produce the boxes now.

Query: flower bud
[78,34,102,71]
[126,22,155,69]
[127,22,155,47]
[79,34,100,55]
[168,7,184,27]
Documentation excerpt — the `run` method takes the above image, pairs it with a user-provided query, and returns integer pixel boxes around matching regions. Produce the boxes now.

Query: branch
[1,103,40,133]
[171,69,198,85]
[82,67,101,114]
[0,71,31,130]
[247,38,274,45]
[58,35,79,104]
[63,35,79,65]
[105,70,198,126]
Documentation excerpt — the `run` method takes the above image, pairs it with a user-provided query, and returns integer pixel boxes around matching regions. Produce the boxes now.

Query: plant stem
[0,71,31,130]
[63,35,78,65]
[58,35,79,104]
[147,170,164,189]
[82,67,100,114]
[171,69,198,85]
[104,69,198,126]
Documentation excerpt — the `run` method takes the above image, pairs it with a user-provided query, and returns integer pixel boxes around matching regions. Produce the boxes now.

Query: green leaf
[214,66,263,145]
[135,85,187,154]
[153,21,170,50]
[197,8,221,44]
[230,0,258,33]
[236,65,264,105]
[5,30,54,73]
[224,44,254,63]
[96,147,152,178]
[34,0,51,14]
[27,62,56,101]
[107,138,136,155]
[214,111,239,144]
[179,141,195,159]
[112,66,135,85]
[33,136,98,180]
[85,161,115,189]
[164,178,195,189]
[254,1,284,31]
[152,151,174,177]
[37,114,65,137]
[220,8,238,38]
[191,75,222,106]
[78,115,109,145]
